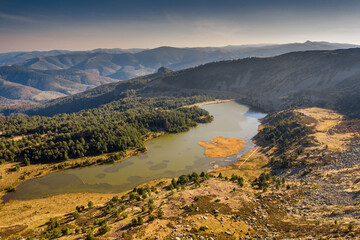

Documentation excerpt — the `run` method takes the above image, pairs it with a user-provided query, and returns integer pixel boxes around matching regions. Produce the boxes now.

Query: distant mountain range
[0,48,145,66]
[0,41,358,108]
[17,41,359,80]
[18,48,360,118]
[0,65,117,107]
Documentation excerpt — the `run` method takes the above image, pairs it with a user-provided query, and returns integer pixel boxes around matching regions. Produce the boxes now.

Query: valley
[1,104,359,239]
[1,41,359,110]
[0,43,360,240]
[2,1,360,239]
[1,101,264,201]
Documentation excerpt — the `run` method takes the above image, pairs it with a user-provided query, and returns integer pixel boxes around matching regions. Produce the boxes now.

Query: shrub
[112,196,119,202]
[72,210,79,219]
[61,227,71,235]
[137,216,144,225]
[99,223,110,234]
[158,209,164,218]
[238,177,244,187]
[131,218,137,225]
[148,204,154,214]
[199,225,208,231]
[6,186,16,192]
[86,229,95,240]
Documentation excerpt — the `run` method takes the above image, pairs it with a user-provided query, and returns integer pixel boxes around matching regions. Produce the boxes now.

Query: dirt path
[238,147,258,169]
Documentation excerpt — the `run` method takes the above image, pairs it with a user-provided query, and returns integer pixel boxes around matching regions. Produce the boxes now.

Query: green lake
[3,101,266,201]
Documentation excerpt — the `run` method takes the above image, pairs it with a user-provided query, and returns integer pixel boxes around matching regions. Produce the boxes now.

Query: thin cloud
[0,12,35,23]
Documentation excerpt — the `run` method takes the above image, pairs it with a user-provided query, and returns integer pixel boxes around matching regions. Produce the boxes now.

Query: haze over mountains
[16,48,360,118]
[16,41,359,79]
[0,41,358,109]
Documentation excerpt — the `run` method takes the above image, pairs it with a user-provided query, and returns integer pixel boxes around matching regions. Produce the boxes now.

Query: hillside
[17,41,358,81]
[0,50,71,66]
[2,107,359,239]
[0,49,146,67]
[0,65,118,106]
[22,48,360,117]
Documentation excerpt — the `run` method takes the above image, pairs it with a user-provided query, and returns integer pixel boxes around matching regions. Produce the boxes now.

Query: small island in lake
[198,136,246,157]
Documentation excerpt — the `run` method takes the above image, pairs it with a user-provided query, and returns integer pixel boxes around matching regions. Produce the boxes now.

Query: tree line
[0,95,214,165]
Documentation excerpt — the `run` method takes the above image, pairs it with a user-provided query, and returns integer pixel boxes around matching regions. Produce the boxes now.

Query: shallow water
[3,101,266,201]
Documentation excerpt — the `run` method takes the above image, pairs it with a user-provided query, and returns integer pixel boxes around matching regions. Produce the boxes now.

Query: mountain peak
[157,67,173,74]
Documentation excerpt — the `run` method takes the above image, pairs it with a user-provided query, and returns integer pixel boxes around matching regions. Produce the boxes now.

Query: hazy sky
[1,0,360,52]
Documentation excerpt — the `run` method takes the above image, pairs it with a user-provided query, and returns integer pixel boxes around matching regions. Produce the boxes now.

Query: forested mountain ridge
[18,41,358,81]
[0,41,358,109]
[21,48,360,117]
[0,48,145,67]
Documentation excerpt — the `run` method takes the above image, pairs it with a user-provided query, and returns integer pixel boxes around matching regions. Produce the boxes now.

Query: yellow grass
[295,107,353,150]
[212,148,269,180]
[0,193,114,230]
[198,136,246,157]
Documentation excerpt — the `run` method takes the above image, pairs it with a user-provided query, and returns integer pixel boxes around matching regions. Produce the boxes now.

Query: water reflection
[4,102,266,201]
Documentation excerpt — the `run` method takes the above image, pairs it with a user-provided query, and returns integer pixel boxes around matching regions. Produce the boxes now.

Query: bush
[6,186,16,192]
[61,227,71,235]
[86,229,95,240]
[158,209,164,218]
[88,201,94,209]
[76,205,85,212]
[72,210,79,219]
[137,216,144,225]
[238,177,244,187]
[199,225,208,231]
[112,196,119,202]
[148,204,155,214]
[52,228,62,238]
[131,218,137,225]
[99,223,110,234]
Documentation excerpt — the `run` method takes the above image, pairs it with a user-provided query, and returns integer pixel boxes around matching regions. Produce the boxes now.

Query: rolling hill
[0,50,71,66]
[0,65,118,107]
[18,41,359,81]
[0,48,145,67]
[22,48,360,117]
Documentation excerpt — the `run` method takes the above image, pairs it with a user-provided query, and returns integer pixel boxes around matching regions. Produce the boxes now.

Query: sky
[1,0,360,52]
